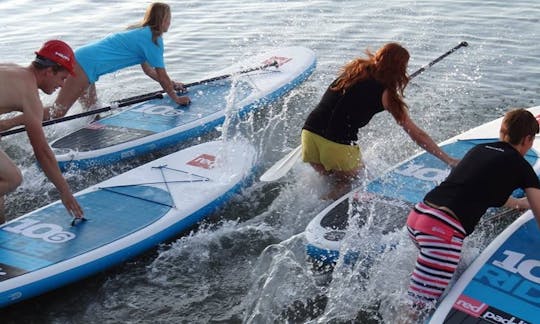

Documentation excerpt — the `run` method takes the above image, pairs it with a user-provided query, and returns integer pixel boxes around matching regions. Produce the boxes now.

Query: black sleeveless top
[302,78,385,145]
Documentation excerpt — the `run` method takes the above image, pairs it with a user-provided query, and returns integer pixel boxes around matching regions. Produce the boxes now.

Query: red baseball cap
[35,40,76,76]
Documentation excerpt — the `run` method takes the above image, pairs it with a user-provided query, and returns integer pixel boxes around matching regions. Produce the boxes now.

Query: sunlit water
[0,0,539,323]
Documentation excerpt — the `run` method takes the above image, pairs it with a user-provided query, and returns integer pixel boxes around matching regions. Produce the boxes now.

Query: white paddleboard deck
[305,106,540,265]
[0,139,256,308]
[51,46,316,170]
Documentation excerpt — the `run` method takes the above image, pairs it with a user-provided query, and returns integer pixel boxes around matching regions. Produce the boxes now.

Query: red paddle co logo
[453,294,530,324]
[262,56,291,67]
[187,154,215,169]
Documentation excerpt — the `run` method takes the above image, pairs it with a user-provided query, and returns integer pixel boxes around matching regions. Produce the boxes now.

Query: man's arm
[22,92,83,218]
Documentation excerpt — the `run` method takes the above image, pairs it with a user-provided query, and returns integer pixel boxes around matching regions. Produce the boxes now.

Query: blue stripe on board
[98,80,253,133]
[59,60,316,171]
[367,140,539,203]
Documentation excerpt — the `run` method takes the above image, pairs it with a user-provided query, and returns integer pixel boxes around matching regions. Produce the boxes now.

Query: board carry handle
[259,41,469,182]
[0,60,280,137]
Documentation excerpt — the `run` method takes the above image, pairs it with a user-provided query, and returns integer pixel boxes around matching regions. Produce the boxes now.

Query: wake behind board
[51,46,316,170]
[305,106,540,265]
[0,139,256,308]
[427,210,540,324]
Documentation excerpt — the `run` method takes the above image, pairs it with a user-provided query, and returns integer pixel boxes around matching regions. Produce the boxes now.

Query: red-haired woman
[301,43,458,198]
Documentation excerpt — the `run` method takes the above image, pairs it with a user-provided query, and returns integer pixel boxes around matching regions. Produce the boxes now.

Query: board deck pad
[97,80,253,134]
[51,125,154,151]
[0,186,172,280]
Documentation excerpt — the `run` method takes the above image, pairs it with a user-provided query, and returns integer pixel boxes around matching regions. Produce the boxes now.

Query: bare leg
[309,162,332,177]
[78,83,97,110]
[0,150,22,223]
[309,162,363,200]
[323,169,359,200]
[50,62,91,118]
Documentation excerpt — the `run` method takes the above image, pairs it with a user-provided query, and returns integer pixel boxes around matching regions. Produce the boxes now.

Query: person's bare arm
[383,90,459,167]
[22,91,83,218]
[141,63,190,106]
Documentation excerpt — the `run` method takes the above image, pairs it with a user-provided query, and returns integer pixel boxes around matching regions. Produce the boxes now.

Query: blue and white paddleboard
[0,139,256,308]
[305,106,540,265]
[51,46,316,170]
[427,210,540,324]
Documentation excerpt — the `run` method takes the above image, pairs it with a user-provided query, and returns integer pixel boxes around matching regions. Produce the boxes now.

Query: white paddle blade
[260,145,302,182]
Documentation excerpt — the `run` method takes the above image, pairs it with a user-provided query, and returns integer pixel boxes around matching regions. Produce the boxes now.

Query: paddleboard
[427,209,540,324]
[305,106,540,265]
[51,46,316,170]
[0,139,256,308]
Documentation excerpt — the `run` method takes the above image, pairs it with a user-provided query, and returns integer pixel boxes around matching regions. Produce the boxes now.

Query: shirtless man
[0,40,84,223]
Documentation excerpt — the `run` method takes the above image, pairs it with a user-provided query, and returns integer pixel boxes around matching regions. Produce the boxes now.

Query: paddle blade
[260,145,302,182]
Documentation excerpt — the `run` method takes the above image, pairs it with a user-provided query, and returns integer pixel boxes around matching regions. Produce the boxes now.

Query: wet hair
[331,42,410,122]
[32,55,66,74]
[500,108,539,145]
[130,2,171,44]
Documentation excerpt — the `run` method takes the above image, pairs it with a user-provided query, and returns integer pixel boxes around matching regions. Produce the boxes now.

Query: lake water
[0,0,539,323]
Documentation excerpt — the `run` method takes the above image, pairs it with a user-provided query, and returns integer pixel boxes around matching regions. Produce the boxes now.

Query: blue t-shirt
[76,26,165,83]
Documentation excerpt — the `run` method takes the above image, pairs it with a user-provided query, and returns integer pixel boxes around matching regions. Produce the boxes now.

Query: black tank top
[302,78,385,145]
[425,141,540,235]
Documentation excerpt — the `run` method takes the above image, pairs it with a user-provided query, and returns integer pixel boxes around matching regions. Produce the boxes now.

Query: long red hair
[331,43,410,121]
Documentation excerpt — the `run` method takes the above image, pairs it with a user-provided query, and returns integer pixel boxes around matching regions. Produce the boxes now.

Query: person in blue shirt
[0,2,189,130]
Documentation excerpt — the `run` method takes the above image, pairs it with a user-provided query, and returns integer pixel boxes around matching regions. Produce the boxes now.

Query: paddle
[259,41,469,182]
[259,145,302,182]
[0,60,280,137]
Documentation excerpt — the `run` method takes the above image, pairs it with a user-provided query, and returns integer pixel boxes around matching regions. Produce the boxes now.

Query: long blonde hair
[331,43,410,121]
[130,2,171,44]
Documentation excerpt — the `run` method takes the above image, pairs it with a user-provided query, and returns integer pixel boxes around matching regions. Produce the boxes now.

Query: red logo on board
[453,294,488,317]
[263,56,291,67]
[86,123,105,130]
[187,154,215,169]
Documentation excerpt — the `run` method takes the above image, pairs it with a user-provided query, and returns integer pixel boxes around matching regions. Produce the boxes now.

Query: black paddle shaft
[409,41,468,79]
[0,60,279,137]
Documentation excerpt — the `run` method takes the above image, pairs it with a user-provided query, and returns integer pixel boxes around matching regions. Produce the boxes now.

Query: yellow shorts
[301,129,361,172]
